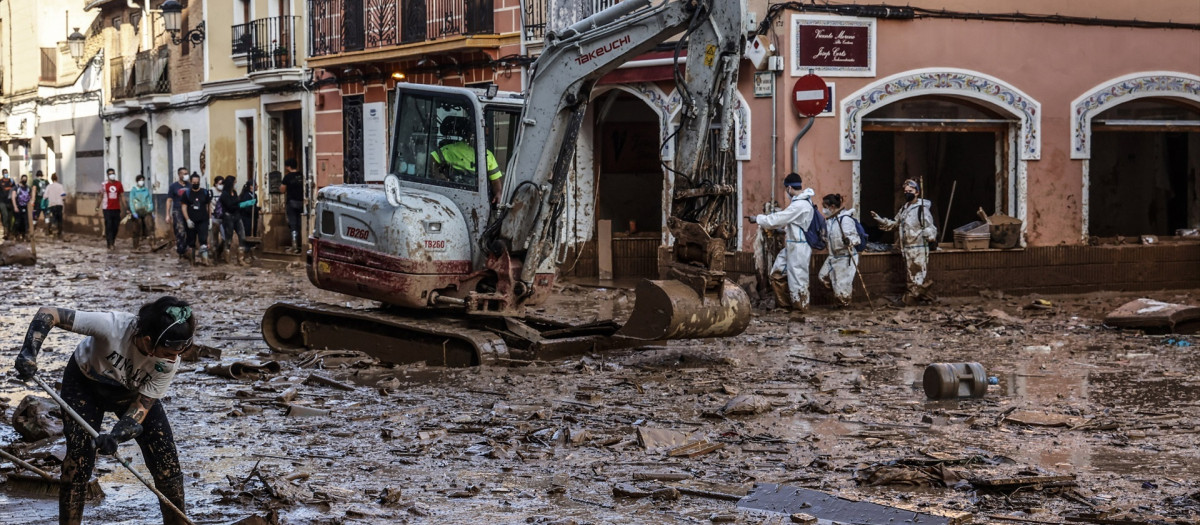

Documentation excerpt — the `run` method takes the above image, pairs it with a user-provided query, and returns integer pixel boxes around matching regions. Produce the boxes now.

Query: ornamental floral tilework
[1071,73,1200,159]
[840,69,1041,161]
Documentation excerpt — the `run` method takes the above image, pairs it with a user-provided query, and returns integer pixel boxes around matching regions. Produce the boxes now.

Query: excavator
[262,0,753,366]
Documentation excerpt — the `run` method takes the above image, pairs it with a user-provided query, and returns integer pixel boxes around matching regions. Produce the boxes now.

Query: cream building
[0,1,103,200]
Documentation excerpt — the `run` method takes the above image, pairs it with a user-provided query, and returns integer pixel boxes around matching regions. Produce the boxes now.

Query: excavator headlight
[425,221,442,233]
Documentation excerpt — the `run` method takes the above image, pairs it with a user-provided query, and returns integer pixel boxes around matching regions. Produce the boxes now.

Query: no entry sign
[792,74,829,118]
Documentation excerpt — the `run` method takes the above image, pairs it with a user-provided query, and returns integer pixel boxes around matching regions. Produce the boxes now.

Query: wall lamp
[160,0,206,47]
[67,28,87,66]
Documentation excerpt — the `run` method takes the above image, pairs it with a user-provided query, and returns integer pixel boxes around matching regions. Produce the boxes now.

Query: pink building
[308,1,1200,296]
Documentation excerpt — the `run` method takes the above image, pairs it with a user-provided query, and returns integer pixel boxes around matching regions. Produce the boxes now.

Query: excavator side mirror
[384,173,403,207]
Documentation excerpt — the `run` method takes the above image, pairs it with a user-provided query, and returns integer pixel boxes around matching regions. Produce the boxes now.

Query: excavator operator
[430,116,504,204]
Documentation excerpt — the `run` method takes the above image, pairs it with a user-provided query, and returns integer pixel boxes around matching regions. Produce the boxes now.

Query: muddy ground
[1,234,1198,524]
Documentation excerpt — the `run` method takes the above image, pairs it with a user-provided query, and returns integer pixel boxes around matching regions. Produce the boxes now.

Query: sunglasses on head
[158,336,194,352]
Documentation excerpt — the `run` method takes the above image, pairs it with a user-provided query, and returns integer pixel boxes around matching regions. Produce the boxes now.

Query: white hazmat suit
[818,209,861,305]
[875,198,937,301]
[756,188,815,310]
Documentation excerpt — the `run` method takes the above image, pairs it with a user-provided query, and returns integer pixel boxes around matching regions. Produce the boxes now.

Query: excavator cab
[270,0,756,364]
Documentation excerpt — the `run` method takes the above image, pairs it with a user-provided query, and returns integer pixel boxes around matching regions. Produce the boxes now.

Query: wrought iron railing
[523,0,546,41]
[232,16,301,72]
[109,57,136,100]
[133,47,171,96]
[310,0,496,57]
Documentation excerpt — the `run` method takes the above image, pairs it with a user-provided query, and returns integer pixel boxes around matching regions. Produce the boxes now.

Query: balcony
[310,0,497,59]
[232,15,305,85]
[134,48,172,106]
[109,57,134,102]
[523,0,620,44]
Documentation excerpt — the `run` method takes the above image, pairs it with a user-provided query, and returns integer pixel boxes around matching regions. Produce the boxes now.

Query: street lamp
[67,27,87,65]
[160,0,205,47]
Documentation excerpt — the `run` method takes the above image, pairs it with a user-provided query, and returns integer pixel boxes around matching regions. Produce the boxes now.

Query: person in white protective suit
[871,179,937,304]
[818,193,860,306]
[751,173,815,312]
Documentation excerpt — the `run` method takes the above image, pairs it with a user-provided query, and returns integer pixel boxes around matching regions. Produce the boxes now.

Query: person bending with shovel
[14,296,196,525]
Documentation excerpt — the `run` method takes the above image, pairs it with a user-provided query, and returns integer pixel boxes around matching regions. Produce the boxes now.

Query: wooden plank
[598,219,613,280]
[738,483,967,525]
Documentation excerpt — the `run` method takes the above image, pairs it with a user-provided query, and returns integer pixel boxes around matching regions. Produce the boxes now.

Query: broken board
[1105,298,1200,334]
[738,483,967,525]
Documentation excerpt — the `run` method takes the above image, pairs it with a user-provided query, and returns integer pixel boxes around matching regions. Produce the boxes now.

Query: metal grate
[233,16,301,72]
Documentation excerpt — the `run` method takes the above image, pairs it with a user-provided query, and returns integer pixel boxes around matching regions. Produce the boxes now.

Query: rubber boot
[155,474,187,525]
[59,479,87,525]
[291,231,300,254]
[199,245,211,266]
[769,271,792,310]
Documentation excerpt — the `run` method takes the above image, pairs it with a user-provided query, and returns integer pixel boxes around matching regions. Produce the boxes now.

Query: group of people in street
[752,173,937,314]
[94,166,262,266]
[1,169,65,241]
[163,168,260,265]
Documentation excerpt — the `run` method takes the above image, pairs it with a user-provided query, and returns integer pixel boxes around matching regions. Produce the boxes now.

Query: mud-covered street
[2,235,1199,524]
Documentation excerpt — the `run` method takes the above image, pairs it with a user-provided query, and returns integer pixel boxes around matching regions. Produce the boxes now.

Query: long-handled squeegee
[31,375,195,525]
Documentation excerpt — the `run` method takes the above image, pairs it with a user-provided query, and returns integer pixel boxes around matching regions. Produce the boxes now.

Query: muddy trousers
[769,240,811,311]
[819,252,858,305]
[132,215,155,247]
[59,357,184,525]
[285,200,303,250]
[221,214,249,252]
[171,209,188,255]
[185,220,210,254]
[901,244,931,300]
[12,205,29,237]
[0,202,12,237]
[102,209,121,247]
[49,205,63,236]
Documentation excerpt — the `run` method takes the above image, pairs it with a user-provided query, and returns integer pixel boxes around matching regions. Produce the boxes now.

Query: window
[391,93,478,191]
[484,106,520,178]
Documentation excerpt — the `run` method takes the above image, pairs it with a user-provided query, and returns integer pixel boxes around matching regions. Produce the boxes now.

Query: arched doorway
[155,125,174,192]
[593,90,664,278]
[121,119,149,185]
[842,69,1041,244]
[1086,99,1200,238]
[859,96,1015,244]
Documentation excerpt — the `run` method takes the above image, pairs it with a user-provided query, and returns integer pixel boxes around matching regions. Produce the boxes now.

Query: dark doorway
[343,95,365,184]
[594,92,662,278]
[1089,131,1199,237]
[860,131,999,245]
[1088,99,1200,238]
[859,97,1011,246]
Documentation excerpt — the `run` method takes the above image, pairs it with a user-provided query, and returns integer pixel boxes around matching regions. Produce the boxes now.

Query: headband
[154,306,193,348]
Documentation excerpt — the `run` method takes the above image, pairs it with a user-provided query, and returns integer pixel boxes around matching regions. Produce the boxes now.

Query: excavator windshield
[391,92,478,191]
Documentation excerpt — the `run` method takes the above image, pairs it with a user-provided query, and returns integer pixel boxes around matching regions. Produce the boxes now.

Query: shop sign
[754,72,774,98]
[791,14,876,77]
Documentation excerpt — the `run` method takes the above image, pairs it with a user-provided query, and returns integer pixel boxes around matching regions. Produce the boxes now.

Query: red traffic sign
[792,74,829,117]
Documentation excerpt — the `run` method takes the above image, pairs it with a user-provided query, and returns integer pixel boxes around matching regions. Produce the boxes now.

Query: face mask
[217,184,224,192]
[137,180,145,187]
[192,183,201,190]
[904,193,916,202]
[108,174,117,181]
[821,208,831,216]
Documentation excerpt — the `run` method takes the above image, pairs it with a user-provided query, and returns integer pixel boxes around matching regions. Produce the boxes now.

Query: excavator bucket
[616,279,752,340]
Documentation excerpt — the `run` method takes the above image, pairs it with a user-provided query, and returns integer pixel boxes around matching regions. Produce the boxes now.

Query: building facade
[522,0,1200,282]
[306,0,524,191]
[204,0,310,253]
[0,2,104,203]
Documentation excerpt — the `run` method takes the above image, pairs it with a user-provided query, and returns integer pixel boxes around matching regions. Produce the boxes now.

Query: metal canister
[922,362,988,399]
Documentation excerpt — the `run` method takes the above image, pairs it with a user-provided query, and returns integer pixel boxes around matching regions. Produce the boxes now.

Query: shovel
[30,375,195,525]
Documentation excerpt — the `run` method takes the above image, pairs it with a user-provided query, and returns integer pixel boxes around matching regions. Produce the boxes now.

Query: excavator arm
[479,0,750,338]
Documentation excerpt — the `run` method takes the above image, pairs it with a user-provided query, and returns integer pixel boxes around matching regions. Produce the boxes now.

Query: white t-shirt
[71,311,180,399]
[46,182,65,207]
